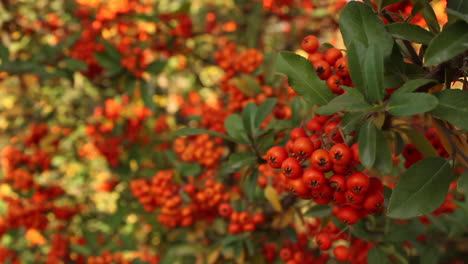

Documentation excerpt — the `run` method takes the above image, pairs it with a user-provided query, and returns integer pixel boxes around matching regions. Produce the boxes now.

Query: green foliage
[388,157,454,219]
[276,51,335,106]
[424,21,468,65]
[431,89,468,130]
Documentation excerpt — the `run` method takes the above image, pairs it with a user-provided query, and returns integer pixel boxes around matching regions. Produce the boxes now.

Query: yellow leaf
[264,185,282,212]
[25,229,47,246]
[207,247,221,264]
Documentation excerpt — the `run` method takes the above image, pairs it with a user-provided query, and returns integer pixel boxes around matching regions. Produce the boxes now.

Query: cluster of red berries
[215,41,263,78]
[402,127,449,168]
[85,97,152,166]
[301,35,351,94]
[131,171,230,228]
[266,116,386,225]
[218,203,265,234]
[120,46,151,78]
[173,134,225,168]
[274,232,330,264]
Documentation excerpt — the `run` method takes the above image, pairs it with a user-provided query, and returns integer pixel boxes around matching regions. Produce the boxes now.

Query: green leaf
[242,103,257,137]
[379,0,406,8]
[174,127,236,142]
[385,220,424,242]
[341,112,367,134]
[458,170,468,193]
[340,1,394,56]
[393,79,438,95]
[283,226,298,243]
[400,128,438,158]
[424,21,468,66]
[276,51,335,106]
[254,98,277,130]
[220,152,257,175]
[102,41,121,61]
[0,42,9,62]
[387,157,454,219]
[71,244,91,255]
[232,74,262,97]
[176,162,202,177]
[244,169,259,200]
[225,114,250,144]
[346,41,367,93]
[387,93,439,116]
[304,205,332,218]
[367,247,392,264]
[62,58,88,71]
[416,242,440,264]
[358,120,378,169]
[447,0,468,24]
[374,130,393,174]
[95,51,121,71]
[364,45,385,102]
[431,89,468,130]
[315,87,372,116]
[146,60,167,74]
[386,23,434,45]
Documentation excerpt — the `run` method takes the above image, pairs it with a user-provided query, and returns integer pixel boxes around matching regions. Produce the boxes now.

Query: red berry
[290,127,308,140]
[326,74,344,94]
[303,168,326,189]
[252,213,265,225]
[332,191,346,205]
[243,221,256,232]
[363,192,384,213]
[316,232,332,250]
[345,190,365,205]
[289,178,310,198]
[301,35,319,54]
[346,172,370,194]
[218,203,233,217]
[229,223,241,234]
[334,57,349,77]
[310,149,333,172]
[266,146,288,169]
[281,157,303,179]
[306,118,323,133]
[329,174,346,192]
[308,53,324,63]
[280,248,293,261]
[324,48,343,65]
[351,143,360,164]
[337,206,360,225]
[329,144,352,165]
[292,137,315,160]
[314,60,332,80]
[309,135,322,150]
[334,245,350,262]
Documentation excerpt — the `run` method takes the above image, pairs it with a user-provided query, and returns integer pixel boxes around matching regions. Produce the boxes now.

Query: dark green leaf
[225,114,250,144]
[415,242,440,264]
[386,23,434,45]
[431,89,468,130]
[341,112,367,134]
[380,0,406,8]
[173,127,236,142]
[367,247,391,264]
[364,45,385,102]
[62,58,88,71]
[304,205,332,218]
[347,41,367,93]
[385,220,424,242]
[393,79,438,95]
[276,51,335,106]
[0,42,9,62]
[374,130,393,174]
[244,169,259,200]
[220,152,257,175]
[242,103,257,137]
[176,162,202,177]
[447,0,468,23]
[424,21,468,66]
[94,52,121,71]
[283,226,298,243]
[146,60,167,74]
[400,128,438,157]
[358,120,378,169]
[388,157,454,219]
[352,220,374,241]
[340,1,394,56]
[233,74,262,97]
[102,41,121,61]
[315,87,372,116]
[388,93,439,116]
[291,97,302,126]
[70,244,91,255]
[458,170,468,193]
